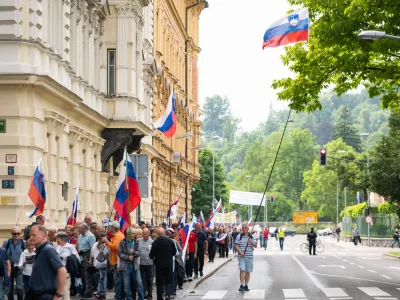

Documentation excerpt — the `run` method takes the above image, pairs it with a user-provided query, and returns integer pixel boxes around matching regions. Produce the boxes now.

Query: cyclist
[307,228,317,256]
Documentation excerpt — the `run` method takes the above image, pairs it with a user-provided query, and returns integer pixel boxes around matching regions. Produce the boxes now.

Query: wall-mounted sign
[8,166,14,175]
[2,180,15,189]
[0,120,5,133]
[0,196,16,205]
[5,154,17,163]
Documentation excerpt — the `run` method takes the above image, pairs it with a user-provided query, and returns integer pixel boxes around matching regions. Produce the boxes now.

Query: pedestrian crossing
[195,287,400,300]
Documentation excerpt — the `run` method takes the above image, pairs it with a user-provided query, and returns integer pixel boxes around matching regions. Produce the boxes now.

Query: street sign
[0,120,5,133]
[8,166,14,175]
[365,215,373,224]
[2,180,14,189]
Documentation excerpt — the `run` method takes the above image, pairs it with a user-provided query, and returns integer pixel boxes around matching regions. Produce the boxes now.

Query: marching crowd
[0,215,265,300]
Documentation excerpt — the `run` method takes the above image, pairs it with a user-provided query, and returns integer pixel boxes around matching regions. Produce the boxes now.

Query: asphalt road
[181,235,400,300]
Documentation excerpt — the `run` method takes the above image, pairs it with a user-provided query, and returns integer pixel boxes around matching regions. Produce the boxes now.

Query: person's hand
[102,237,108,243]
[194,254,197,259]
[240,252,245,258]
[247,238,253,244]
[128,256,133,261]
[129,249,134,254]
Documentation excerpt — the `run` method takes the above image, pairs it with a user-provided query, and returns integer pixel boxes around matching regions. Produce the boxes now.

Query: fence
[254,222,333,234]
[342,214,399,238]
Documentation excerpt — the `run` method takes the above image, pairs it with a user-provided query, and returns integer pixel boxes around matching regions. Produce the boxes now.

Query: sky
[198,0,294,131]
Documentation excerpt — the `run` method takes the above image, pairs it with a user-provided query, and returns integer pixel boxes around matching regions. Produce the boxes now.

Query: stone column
[116,4,130,96]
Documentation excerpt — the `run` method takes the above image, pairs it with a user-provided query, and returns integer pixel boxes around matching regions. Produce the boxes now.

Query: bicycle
[300,239,325,253]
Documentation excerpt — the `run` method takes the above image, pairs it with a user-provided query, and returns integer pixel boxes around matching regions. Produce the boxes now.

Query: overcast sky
[198,0,294,131]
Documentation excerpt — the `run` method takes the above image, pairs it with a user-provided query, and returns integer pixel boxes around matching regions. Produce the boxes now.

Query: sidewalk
[324,237,394,254]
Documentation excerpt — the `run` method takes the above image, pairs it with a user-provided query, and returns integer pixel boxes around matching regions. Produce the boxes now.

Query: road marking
[389,267,400,271]
[321,288,348,297]
[309,271,400,286]
[283,289,306,298]
[381,275,392,279]
[329,298,353,300]
[343,259,348,262]
[358,266,365,269]
[243,289,265,299]
[368,270,377,273]
[292,256,324,289]
[361,257,381,260]
[358,287,391,297]
[374,298,397,300]
[201,290,227,299]
[319,265,346,269]
[350,262,355,265]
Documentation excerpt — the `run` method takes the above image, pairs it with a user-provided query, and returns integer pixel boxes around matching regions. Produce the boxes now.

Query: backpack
[66,254,82,278]
[5,239,25,260]
[24,225,33,241]
[95,245,108,269]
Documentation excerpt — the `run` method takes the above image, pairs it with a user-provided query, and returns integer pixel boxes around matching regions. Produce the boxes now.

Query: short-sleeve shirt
[235,234,254,259]
[56,243,79,266]
[0,248,9,277]
[29,242,64,291]
[188,232,198,253]
[77,231,96,252]
[195,231,207,254]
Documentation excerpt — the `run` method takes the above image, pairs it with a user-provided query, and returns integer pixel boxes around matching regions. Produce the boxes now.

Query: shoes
[313,254,317,255]
[239,285,245,292]
[188,277,193,282]
[244,285,250,292]
[194,274,198,279]
[178,286,183,290]
[183,277,187,282]
[200,271,203,277]
[80,295,93,300]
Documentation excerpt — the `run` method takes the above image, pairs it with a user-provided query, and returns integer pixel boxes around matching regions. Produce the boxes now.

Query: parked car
[269,227,296,237]
[318,227,333,236]
[269,227,277,237]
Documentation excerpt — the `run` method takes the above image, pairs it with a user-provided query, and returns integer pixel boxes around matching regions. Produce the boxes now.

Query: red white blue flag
[263,8,309,49]
[179,221,194,262]
[67,187,79,226]
[205,199,222,229]
[199,211,205,227]
[152,88,177,138]
[26,158,46,218]
[167,190,181,219]
[114,211,128,233]
[113,148,141,227]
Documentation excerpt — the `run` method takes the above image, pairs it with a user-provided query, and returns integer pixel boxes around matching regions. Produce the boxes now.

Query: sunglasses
[12,232,20,235]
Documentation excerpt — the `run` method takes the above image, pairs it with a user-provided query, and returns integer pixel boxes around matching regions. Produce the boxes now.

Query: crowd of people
[0,215,258,300]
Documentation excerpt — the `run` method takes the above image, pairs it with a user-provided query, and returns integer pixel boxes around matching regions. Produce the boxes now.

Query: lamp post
[211,135,221,206]
[246,175,252,220]
[361,132,370,246]
[358,30,400,41]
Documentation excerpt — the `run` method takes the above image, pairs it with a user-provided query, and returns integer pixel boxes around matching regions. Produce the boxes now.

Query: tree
[191,148,228,217]
[272,0,400,112]
[332,106,362,152]
[370,112,400,204]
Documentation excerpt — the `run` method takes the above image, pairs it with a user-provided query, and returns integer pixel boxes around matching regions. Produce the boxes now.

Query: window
[107,49,116,95]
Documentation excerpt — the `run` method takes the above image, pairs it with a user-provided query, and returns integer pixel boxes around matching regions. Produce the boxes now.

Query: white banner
[229,190,266,206]
[214,211,237,224]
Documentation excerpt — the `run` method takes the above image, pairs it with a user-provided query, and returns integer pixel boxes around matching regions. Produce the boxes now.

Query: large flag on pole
[67,186,79,226]
[113,148,141,227]
[114,211,129,233]
[262,8,309,49]
[199,211,205,227]
[26,158,46,218]
[167,190,181,219]
[178,212,186,228]
[152,88,177,138]
[179,221,194,262]
[205,199,222,229]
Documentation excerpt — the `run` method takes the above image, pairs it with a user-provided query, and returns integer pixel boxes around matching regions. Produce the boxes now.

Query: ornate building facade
[0,0,153,234]
[150,0,206,224]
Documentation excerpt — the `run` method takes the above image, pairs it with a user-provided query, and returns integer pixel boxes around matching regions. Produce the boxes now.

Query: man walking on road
[262,227,269,250]
[278,228,285,251]
[235,223,256,292]
[336,226,341,242]
[193,223,207,279]
[307,228,317,256]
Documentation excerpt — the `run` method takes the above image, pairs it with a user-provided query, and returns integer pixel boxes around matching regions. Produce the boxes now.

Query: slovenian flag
[167,191,181,219]
[67,186,79,226]
[113,148,141,227]
[152,88,177,138]
[114,211,128,233]
[199,211,205,227]
[26,158,46,218]
[205,199,222,229]
[263,8,309,49]
[179,221,194,262]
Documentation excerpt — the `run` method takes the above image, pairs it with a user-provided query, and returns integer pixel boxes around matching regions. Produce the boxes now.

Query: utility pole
[247,175,251,220]
[336,182,339,225]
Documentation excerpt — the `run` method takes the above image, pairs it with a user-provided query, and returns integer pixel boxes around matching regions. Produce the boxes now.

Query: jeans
[337,233,340,242]
[97,268,107,295]
[309,242,316,255]
[155,266,172,300]
[107,268,114,290]
[8,266,23,300]
[114,265,122,300]
[392,239,400,248]
[23,275,30,293]
[170,270,176,296]
[81,261,93,297]
[0,277,5,300]
[140,265,153,299]
[122,264,144,300]
[232,241,236,254]
[193,253,204,275]
[279,238,284,250]
[185,253,194,278]
[263,238,268,249]
[208,244,216,261]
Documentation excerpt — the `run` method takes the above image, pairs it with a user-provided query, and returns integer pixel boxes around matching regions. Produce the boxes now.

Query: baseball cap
[111,221,120,229]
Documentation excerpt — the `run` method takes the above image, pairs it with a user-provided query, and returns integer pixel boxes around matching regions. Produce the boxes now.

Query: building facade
[150,0,206,224]
[0,0,153,234]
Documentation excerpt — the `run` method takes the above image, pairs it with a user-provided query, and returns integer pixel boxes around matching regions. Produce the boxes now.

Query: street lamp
[360,132,370,246]
[211,135,221,206]
[358,30,400,41]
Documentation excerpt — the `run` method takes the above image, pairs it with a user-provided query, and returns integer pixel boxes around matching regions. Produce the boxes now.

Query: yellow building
[150,0,207,224]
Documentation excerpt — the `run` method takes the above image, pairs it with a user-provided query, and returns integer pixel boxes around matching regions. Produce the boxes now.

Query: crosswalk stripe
[358,287,391,297]
[283,289,306,298]
[322,288,349,297]
[201,290,227,299]
[243,289,265,299]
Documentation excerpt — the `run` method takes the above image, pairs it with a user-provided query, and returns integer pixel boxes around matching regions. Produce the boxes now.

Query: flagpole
[169,135,173,227]
[125,146,132,243]
[16,194,30,226]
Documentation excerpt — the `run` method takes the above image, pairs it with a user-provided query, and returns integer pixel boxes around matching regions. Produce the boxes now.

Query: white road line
[283,289,306,298]
[368,270,377,273]
[319,265,345,269]
[201,290,227,299]
[381,275,392,279]
[243,290,265,299]
[358,266,365,269]
[358,287,391,297]
[284,299,308,300]
[343,259,348,262]
[390,267,400,271]
[374,298,397,300]
[350,262,355,265]
[329,297,353,300]
[292,256,324,289]
[361,257,381,260]
[321,288,349,297]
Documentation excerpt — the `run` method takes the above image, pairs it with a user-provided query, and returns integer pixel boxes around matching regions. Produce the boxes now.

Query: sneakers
[188,277,193,282]
[239,285,245,292]
[200,271,203,277]
[244,285,250,292]
[194,274,199,279]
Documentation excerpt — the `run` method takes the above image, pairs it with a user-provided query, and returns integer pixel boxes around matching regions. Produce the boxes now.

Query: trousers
[155,266,172,300]
[193,253,204,275]
[140,265,153,299]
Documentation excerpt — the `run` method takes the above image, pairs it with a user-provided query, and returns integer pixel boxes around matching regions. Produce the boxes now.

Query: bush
[378,202,399,216]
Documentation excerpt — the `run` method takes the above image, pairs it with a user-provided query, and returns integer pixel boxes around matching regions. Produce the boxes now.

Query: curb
[383,253,400,258]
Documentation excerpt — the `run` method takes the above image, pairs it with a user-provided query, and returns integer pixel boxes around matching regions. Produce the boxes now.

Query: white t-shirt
[56,243,79,266]
[91,242,110,269]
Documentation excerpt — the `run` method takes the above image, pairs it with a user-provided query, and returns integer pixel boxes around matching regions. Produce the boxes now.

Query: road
[180,235,400,300]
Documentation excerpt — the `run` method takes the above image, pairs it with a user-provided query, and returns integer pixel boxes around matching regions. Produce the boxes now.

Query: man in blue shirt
[2,226,26,300]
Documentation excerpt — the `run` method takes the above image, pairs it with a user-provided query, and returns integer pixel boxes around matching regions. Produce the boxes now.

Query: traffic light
[364,207,370,217]
[270,195,275,203]
[319,148,327,165]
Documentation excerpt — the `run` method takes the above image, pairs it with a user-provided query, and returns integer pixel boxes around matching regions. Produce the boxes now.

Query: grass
[387,252,400,257]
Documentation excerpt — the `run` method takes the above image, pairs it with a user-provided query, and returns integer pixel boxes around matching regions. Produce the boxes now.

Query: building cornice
[107,121,152,136]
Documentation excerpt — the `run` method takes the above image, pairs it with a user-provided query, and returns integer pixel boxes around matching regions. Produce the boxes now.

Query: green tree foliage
[370,112,400,204]
[332,106,362,152]
[272,0,400,112]
[191,148,227,217]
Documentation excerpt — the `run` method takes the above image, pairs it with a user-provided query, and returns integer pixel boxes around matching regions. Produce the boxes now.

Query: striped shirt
[235,234,254,258]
